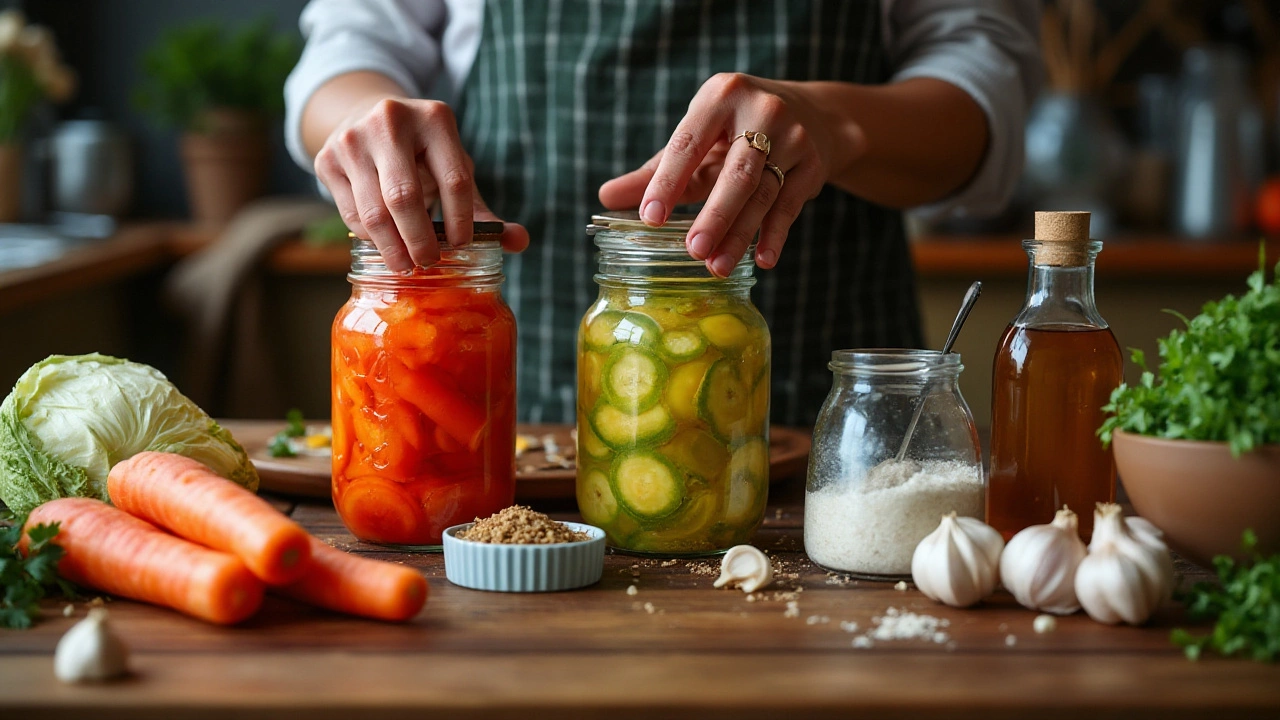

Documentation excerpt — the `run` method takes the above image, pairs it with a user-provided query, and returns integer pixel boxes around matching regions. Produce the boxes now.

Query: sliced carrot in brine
[387,359,488,450]
[337,478,427,545]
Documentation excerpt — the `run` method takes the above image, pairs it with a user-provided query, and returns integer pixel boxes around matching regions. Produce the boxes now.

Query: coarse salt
[804,460,983,575]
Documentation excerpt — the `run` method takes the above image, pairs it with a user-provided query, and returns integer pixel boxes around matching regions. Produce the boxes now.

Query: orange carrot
[276,537,429,622]
[23,498,263,624]
[108,452,312,585]
[386,357,488,449]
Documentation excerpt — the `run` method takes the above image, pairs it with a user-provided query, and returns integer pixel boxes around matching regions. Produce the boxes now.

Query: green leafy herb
[0,55,42,144]
[303,213,353,247]
[1100,248,1280,456]
[1173,530,1280,662]
[134,17,300,130]
[266,409,306,458]
[1,515,75,629]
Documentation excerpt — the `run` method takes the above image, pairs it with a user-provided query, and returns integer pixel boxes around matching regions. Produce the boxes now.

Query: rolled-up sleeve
[885,0,1042,218]
[284,0,448,171]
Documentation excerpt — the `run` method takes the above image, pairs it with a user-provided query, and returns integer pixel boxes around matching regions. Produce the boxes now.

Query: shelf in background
[912,234,1278,278]
[4,223,1276,317]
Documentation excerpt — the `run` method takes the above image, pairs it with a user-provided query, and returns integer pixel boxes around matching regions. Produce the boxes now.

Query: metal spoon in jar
[894,280,982,462]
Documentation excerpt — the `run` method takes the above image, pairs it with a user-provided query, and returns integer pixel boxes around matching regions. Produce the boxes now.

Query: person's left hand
[599,73,863,277]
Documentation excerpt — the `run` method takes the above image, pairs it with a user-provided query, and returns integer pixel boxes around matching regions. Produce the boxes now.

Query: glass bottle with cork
[987,211,1123,541]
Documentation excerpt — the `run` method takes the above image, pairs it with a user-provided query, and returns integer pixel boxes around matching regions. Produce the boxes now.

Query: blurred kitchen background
[0,0,1277,426]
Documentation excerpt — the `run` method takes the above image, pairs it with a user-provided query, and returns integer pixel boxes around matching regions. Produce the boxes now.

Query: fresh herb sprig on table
[267,408,306,458]
[1173,530,1280,662]
[1,514,75,629]
[1099,248,1280,456]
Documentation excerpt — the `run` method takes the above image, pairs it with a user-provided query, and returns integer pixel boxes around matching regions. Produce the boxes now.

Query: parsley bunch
[1100,249,1280,456]
[1173,531,1280,662]
[1,515,74,629]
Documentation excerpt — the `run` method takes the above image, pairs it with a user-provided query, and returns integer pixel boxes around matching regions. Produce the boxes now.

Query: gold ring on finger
[731,130,771,156]
[763,161,785,189]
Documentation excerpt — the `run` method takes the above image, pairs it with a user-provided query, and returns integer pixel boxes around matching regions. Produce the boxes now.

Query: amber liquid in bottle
[988,323,1123,541]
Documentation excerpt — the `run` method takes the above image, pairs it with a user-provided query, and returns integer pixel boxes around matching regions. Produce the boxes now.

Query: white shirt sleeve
[884,0,1042,218]
[283,0,450,171]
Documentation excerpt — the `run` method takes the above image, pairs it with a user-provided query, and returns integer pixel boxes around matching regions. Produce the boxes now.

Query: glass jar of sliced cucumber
[577,212,771,555]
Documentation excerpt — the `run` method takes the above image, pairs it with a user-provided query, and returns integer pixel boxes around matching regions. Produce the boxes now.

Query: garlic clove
[999,506,1087,615]
[911,512,1004,608]
[1075,503,1175,626]
[54,608,130,683]
[714,545,773,593]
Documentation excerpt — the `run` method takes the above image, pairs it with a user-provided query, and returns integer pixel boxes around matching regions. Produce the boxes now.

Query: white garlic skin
[54,608,130,683]
[714,545,773,593]
[1075,503,1175,626]
[1125,516,1166,551]
[911,512,1005,608]
[1000,506,1088,615]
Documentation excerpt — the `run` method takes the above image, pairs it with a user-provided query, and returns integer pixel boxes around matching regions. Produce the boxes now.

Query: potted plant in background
[0,10,75,222]
[135,19,299,228]
[1099,250,1280,567]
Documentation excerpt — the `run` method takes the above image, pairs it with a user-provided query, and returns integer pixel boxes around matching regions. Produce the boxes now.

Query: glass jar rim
[829,349,963,376]
[348,233,504,286]
[588,211,756,285]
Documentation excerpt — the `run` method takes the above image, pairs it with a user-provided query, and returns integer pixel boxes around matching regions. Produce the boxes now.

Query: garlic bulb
[54,608,129,683]
[714,545,773,593]
[911,512,1004,608]
[999,506,1087,614]
[1075,503,1175,625]
[1125,515,1165,551]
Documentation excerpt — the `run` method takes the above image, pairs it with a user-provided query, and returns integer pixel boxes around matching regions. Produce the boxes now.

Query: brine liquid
[987,324,1123,541]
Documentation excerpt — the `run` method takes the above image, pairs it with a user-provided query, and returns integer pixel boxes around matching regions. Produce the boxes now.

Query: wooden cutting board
[225,420,810,501]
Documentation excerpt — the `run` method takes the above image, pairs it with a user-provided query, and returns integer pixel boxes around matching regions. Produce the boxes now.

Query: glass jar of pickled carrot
[332,224,516,549]
[577,212,770,556]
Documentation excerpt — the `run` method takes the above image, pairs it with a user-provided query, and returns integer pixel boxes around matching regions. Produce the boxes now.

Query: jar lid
[348,220,504,244]
[587,210,695,238]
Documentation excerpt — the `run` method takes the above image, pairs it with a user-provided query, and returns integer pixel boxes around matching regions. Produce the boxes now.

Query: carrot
[387,357,488,449]
[276,537,428,622]
[335,478,427,545]
[23,498,263,624]
[107,452,312,585]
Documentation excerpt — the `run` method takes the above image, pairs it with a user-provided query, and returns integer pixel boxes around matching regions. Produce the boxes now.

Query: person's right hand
[314,98,529,272]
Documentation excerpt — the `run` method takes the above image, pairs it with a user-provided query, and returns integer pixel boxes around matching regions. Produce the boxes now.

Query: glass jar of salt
[803,350,983,579]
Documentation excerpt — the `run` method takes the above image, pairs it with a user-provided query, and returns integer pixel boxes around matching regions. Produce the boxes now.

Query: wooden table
[3,477,1279,719]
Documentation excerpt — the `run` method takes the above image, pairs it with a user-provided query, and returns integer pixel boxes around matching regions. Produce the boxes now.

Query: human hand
[599,73,864,277]
[314,98,529,272]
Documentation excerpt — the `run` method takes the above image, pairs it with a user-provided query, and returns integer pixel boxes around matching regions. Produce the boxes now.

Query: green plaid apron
[457,0,922,426]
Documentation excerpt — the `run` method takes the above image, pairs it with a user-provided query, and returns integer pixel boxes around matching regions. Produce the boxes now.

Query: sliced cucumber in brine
[697,359,750,441]
[577,419,612,459]
[659,429,730,483]
[584,311,624,352]
[611,452,685,520]
[666,359,712,424]
[613,312,662,346]
[578,469,619,524]
[659,329,707,362]
[602,346,666,412]
[591,402,675,450]
[698,313,751,350]
[625,489,720,553]
[724,438,768,525]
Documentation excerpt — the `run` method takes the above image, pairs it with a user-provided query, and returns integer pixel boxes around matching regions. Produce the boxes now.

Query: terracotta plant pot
[0,143,23,222]
[1113,429,1280,567]
[180,109,269,228]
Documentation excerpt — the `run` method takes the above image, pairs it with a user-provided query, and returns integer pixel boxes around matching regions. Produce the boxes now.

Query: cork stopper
[1032,211,1091,266]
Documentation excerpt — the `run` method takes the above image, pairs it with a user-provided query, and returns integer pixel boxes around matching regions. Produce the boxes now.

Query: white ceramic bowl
[442,521,606,592]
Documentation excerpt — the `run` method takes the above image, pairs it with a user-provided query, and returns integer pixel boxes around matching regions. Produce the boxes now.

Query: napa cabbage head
[0,354,258,515]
